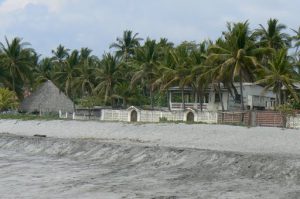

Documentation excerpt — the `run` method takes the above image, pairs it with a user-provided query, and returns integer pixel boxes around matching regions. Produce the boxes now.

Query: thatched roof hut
[20,80,74,113]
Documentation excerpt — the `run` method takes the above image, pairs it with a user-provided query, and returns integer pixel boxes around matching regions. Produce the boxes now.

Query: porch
[169,102,207,110]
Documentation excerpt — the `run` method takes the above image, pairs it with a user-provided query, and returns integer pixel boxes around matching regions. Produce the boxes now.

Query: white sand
[0,119,300,155]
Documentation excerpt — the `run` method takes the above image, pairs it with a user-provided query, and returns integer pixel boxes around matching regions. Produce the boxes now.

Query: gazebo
[20,80,74,114]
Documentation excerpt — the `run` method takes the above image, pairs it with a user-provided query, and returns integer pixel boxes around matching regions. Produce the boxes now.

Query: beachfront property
[168,83,276,111]
[63,82,293,126]
[20,80,295,127]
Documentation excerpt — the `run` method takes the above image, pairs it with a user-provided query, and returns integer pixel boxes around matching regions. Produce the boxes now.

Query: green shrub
[0,88,19,111]
[159,116,168,122]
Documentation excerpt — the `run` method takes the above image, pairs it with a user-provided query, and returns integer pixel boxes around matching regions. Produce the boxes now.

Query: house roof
[20,80,74,113]
[281,83,300,90]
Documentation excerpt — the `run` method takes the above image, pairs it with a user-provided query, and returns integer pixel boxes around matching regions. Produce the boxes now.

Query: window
[235,94,241,103]
[215,93,221,103]
[201,93,210,103]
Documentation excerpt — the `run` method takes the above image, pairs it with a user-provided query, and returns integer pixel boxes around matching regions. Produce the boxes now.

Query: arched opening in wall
[186,112,194,123]
[130,110,137,122]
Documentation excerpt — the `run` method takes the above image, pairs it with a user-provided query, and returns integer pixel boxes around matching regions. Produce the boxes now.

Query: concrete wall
[287,114,300,129]
[60,108,300,129]
[99,109,218,124]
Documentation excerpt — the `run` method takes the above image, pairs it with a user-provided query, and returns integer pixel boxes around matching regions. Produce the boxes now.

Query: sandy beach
[0,119,299,155]
[1,119,300,198]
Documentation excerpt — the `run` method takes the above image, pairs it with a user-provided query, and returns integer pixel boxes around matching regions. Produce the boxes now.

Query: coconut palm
[55,50,80,98]
[131,39,161,108]
[208,21,270,111]
[255,18,291,49]
[79,47,92,62]
[110,30,142,61]
[291,27,300,52]
[0,64,10,87]
[33,57,55,84]
[256,49,298,105]
[51,44,70,63]
[0,37,35,97]
[181,41,210,111]
[94,53,123,106]
[157,42,197,109]
[73,58,97,97]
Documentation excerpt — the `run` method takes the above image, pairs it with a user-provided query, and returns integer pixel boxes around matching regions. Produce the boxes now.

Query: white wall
[99,109,218,124]
[227,84,276,110]
[287,115,300,129]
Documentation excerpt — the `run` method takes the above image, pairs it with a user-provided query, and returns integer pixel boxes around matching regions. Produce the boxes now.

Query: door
[130,110,137,122]
[186,112,194,122]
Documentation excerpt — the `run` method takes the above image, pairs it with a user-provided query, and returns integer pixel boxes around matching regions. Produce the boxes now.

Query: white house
[168,83,276,111]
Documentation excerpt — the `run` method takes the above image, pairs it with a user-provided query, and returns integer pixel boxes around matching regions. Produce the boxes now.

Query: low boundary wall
[101,109,218,124]
[59,108,300,129]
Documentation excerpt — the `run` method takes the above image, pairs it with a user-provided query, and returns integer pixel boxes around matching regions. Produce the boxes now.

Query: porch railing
[170,102,207,110]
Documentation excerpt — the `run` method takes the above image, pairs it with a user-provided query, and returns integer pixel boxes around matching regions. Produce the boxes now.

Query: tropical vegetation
[0,18,300,111]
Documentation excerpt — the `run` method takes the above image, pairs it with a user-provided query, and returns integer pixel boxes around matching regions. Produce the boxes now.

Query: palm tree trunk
[278,89,282,105]
[218,82,224,122]
[198,89,203,112]
[150,89,154,109]
[231,82,239,101]
[218,83,225,112]
[181,87,185,110]
[123,98,127,108]
[110,87,114,108]
[239,71,245,122]
[283,90,287,104]
[275,92,279,110]
[239,72,244,111]
[10,67,16,93]
[12,76,15,93]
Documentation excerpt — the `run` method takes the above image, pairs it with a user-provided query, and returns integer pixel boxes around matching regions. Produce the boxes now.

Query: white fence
[287,114,300,129]
[59,108,218,123]
[59,108,300,128]
[99,109,218,123]
[101,109,128,121]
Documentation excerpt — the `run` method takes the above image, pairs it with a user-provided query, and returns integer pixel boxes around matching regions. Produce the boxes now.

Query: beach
[1,120,300,198]
[0,119,300,155]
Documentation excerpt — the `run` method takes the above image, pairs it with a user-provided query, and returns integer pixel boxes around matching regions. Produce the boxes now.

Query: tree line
[1,18,300,111]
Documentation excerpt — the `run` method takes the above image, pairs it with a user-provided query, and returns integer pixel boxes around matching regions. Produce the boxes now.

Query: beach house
[168,83,276,111]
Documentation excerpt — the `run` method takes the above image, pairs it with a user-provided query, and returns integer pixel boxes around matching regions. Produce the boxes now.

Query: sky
[0,0,299,57]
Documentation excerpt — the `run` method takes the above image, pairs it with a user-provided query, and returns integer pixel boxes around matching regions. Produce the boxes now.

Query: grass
[0,113,61,121]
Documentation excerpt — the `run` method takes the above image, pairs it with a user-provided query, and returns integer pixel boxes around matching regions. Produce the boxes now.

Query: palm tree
[33,57,55,84]
[54,50,80,98]
[94,53,123,106]
[112,82,133,108]
[208,21,269,111]
[131,39,160,108]
[0,65,11,88]
[157,42,196,109]
[290,27,300,74]
[0,37,35,97]
[291,27,300,52]
[256,49,298,105]
[73,58,97,97]
[255,18,290,50]
[181,41,209,111]
[51,44,70,63]
[110,30,142,61]
[79,47,92,61]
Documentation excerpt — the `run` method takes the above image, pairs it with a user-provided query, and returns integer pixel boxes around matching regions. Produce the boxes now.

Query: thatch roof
[20,80,74,113]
